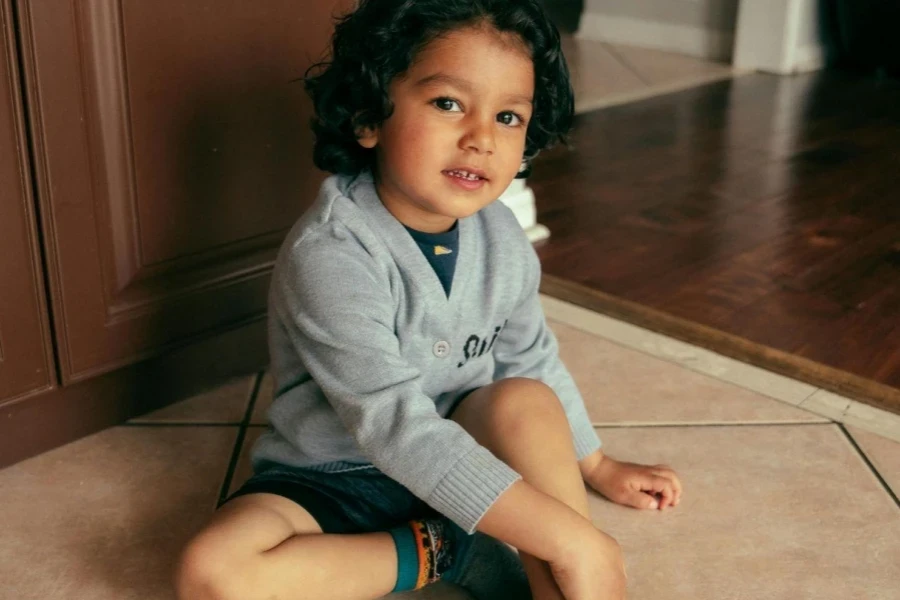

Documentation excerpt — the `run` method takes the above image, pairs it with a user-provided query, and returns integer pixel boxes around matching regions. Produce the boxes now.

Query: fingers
[644,475,675,509]
[621,489,660,510]
[608,460,685,512]
[651,465,683,507]
[626,472,677,510]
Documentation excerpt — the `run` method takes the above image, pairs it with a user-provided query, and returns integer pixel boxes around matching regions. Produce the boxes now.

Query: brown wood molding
[0,0,55,401]
[540,274,900,415]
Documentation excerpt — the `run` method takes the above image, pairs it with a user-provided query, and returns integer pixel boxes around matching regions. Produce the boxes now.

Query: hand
[548,525,627,600]
[582,452,683,510]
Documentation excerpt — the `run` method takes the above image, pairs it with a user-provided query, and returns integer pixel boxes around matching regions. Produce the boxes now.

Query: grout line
[216,429,248,509]
[242,371,264,426]
[837,424,900,509]
[602,42,651,85]
[798,388,820,405]
[593,421,831,429]
[216,371,265,508]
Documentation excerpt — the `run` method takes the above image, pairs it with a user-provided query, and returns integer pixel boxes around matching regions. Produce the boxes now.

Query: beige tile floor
[3,299,899,600]
[3,41,898,600]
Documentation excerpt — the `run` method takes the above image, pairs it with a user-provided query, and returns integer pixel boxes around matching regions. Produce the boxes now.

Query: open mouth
[443,169,487,181]
[443,169,488,190]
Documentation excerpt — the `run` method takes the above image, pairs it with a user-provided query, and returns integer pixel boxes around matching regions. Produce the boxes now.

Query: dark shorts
[221,464,532,598]
[222,465,442,534]
[225,389,480,534]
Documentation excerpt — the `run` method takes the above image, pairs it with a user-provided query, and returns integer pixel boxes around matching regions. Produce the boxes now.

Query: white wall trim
[793,43,827,73]
[733,0,825,74]
[577,13,735,62]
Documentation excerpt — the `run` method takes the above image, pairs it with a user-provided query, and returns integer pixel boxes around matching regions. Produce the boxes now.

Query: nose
[460,115,495,155]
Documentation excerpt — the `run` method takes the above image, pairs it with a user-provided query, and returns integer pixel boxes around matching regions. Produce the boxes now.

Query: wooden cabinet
[1,0,352,467]
[20,0,348,381]
[0,0,54,402]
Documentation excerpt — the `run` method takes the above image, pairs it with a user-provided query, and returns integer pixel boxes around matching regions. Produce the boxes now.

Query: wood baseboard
[0,318,268,469]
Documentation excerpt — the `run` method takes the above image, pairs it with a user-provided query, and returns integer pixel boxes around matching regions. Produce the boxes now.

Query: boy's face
[358,25,535,233]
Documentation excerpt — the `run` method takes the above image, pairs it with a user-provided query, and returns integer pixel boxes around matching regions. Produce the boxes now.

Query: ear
[356,125,379,149]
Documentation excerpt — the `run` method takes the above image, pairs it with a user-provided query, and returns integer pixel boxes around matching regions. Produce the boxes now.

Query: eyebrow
[414,73,533,106]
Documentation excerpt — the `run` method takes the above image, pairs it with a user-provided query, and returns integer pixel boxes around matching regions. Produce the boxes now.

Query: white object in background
[733,0,825,74]
[499,178,550,243]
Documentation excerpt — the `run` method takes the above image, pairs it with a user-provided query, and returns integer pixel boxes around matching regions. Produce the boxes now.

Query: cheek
[392,120,450,167]
[498,134,527,167]
[378,120,419,172]
[504,128,528,152]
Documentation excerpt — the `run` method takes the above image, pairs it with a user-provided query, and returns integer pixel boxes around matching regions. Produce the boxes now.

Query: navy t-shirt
[404,222,460,297]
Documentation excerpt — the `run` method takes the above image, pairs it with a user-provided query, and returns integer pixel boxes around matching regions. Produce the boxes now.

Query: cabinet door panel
[19,0,352,381]
[0,0,54,401]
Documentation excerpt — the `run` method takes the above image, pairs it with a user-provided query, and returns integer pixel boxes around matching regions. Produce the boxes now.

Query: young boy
[176,1,682,599]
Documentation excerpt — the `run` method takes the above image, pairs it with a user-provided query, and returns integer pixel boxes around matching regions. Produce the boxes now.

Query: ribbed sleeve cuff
[429,445,522,534]
[571,419,602,461]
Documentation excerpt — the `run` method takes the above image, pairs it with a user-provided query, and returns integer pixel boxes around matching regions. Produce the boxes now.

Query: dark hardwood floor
[532,71,900,413]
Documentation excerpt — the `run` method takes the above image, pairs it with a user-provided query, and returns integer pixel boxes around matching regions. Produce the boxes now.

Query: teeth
[449,170,481,181]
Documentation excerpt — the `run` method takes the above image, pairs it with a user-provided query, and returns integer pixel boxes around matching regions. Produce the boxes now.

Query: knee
[486,377,568,433]
[174,537,243,600]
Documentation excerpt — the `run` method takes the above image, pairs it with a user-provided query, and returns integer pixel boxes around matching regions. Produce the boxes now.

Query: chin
[443,201,490,219]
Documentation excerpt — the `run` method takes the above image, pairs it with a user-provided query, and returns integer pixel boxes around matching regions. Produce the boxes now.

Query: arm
[478,480,628,600]
[475,479,596,560]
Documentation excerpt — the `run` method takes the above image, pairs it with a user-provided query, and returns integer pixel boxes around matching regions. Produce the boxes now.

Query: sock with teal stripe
[387,518,472,592]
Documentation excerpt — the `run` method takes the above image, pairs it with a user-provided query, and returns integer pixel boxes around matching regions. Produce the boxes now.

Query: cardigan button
[433,340,451,358]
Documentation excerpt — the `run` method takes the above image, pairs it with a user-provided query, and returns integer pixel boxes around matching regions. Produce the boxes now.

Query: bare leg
[451,378,593,600]
[174,493,399,600]
[175,377,588,600]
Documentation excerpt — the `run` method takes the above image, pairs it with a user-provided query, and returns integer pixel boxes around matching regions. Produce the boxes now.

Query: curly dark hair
[304,0,574,178]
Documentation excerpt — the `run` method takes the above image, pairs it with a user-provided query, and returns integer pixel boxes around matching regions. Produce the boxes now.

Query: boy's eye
[498,111,525,127]
[433,98,462,112]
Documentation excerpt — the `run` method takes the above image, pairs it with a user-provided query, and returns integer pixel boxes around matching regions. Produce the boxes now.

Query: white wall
[584,0,740,32]
[579,0,741,60]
